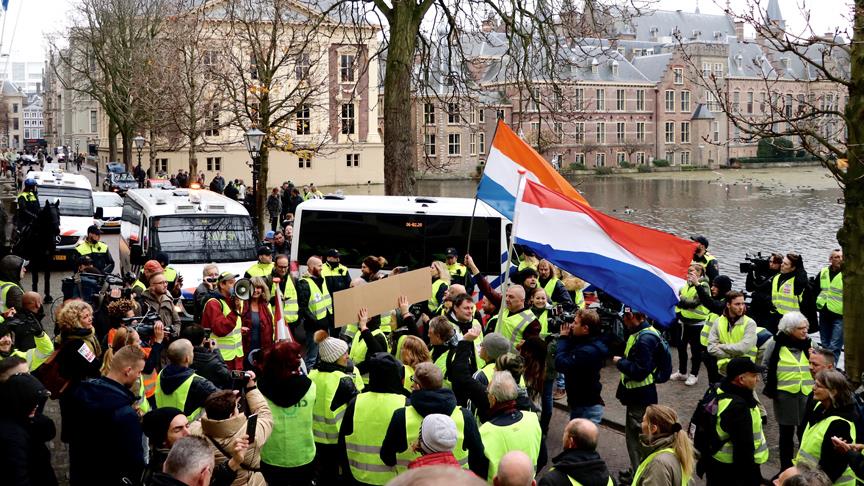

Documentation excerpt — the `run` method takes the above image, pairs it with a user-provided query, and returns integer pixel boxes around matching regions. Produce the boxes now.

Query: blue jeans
[541,378,554,433]
[304,330,319,369]
[819,312,843,363]
[569,404,604,424]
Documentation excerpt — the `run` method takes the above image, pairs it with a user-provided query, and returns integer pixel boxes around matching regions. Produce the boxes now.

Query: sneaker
[685,374,698,386]
[670,372,687,381]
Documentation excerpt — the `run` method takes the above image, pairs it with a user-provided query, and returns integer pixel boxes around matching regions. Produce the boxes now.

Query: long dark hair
[519,336,547,399]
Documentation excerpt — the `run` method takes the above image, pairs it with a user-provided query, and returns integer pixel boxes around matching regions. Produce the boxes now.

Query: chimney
[482,18,496,33]
[734,21,744,40]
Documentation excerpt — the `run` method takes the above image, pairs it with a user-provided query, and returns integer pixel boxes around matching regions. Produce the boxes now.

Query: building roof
[766,0,784,26]
[691,103,714,120]
[631,52,672,83]
[623,9,736,43]
[1,80,24,97]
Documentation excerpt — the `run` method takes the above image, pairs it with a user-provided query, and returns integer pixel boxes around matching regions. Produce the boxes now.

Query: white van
[118,188,258,302]
[27,170,95,264]
[290,195,511,279]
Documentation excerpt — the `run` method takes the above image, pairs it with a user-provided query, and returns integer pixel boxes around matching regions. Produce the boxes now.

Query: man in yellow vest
[707,291,758,376]
[690,235,718,283]
[0,321,53,371]
[493,286,541,347]
[322,248,351,294]
[244,246,274,278]
[539,418,614,486]
[155,252,183,298]
[75,225,115,274]
[200,272,244,370]
[816,249,843,363]
[154,339,218,421]
[298,256,333,369]
[445,247,474,295]
[268,254,299,326]
[0,254,27,315]
[706,357,769,486]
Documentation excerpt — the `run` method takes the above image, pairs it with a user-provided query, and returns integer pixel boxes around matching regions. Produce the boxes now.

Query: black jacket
[66,376,145,485]
[0,414,57,486]
[0,254,25,313]
[695,284,727,316]
[710,381,762,484]
[615,322,659,407]
[354,328,389,375]
[380,387,488,478]
[555,335,610,407]
[190,345,232,389]
[539,448,613,486]
[800,401,856,482]
[296,275,332,330]
[158,364,219,417]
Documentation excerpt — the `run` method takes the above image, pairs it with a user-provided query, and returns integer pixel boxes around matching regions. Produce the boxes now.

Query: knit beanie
[712,275,733,296]
[142,407,184,447]
[316,332,348,363]
[418,413,457,454]
[481,332,511,361]
[143,260,163,276]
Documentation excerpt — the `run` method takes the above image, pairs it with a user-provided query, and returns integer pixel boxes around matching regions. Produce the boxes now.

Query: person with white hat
[407,414,461,470]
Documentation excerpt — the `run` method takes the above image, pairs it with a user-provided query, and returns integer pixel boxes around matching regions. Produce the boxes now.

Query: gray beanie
[318,337,348,363]
[481,332,512,361]
[419,413,457,454]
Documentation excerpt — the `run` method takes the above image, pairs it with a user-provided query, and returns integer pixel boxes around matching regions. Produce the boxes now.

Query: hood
[158,364,195,395]
[549,449,612,486]
[259,374,312,408]
[0,255,25,282]
[409,388,457,417]
[640,431,677,452]
[72,377,136,413]
[367,352,408,395]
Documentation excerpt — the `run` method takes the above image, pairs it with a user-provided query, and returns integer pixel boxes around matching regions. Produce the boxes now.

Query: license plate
[53,254,67,261]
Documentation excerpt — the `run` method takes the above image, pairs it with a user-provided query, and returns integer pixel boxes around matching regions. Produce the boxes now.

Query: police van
[290,195,511,279]
[27,170,95,264]
[118,188,258,302]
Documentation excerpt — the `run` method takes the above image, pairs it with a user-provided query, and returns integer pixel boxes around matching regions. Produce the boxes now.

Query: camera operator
[138,272,181,331]
[180,324,232,390]
[555,309,611,424]
[744,253,782,327]
[193,264,220,322]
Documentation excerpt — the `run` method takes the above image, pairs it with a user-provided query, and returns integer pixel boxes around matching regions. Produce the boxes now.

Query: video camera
[739,252,772,274]
[123,312,176,339]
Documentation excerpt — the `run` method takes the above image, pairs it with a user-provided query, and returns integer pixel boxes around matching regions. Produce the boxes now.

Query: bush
[652,159,670,167]
[618,161,632,169]
[595,167,614,175]
[757,137,795,158]
[569,162,586,171]
[637,165,653,173]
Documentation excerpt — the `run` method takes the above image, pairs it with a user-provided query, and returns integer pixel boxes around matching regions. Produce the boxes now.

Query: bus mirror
[94,207,104,219]
[130,243,145,265]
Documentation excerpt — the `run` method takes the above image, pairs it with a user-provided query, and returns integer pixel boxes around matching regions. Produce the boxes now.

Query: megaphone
[234,278,253,301]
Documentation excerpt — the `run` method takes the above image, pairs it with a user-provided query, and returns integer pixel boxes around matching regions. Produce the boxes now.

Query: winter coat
[158,364,220,418]
[191,345,232,390]
[139,289,181,330]
[555,334,610,407]
[539,448,612,486]
[0,414,57,486]
[265,195,281,217]
[615,322,660,407]
[635,432,685,486]
[189,388,274,486]
[240,301,275,359]
[800,401,857,483]
[408,451,463,469]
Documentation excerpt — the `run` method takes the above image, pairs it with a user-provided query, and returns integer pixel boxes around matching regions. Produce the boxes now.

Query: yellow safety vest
[542,277,560,304]
[270,279,299,324]
[446,263,467,280]
[433,347,454,389]
[206,298,243,361]
[497,308,535,345]
[428,279,447,312]
[480,411,542,481]
[715,315,757,372]
[796,404,857,486]
[349,328,386,384]
[776,346,814,395]
[772,274,801,315]
[700,313,719,347]
[676,283,710,322]
[155,371,202,421]
[816,267,843,315]
[632,447,689,486]
[308,369,351,445]
[344,392,406,484]
[246,262,274,278]
[260,383,317,468]
[713,395,769,464]
[620,326,660,389]
[397,405,469,472]
[321,263,349,278]
[302,276,332,321]
[536,308,551,339]
[0,280,22,313]
[74,240,109,257]
[163,266,178,286]
[692,253,716,273]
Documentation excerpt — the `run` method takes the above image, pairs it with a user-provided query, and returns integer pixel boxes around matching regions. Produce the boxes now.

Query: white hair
[488,371,519,402]
[778,312,808,335]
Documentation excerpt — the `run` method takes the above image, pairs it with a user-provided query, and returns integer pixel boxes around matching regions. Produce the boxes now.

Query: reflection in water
[320,167,843,277]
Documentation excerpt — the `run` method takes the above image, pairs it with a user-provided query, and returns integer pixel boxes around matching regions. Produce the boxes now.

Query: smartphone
[246,413,258,444]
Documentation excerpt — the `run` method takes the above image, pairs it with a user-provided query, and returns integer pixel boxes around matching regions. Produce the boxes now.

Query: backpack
[688,383,723,476]
[30,349,70,399]
[647,329,673,384]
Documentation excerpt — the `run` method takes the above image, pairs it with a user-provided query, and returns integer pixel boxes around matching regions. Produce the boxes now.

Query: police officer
[297,256,333,369]
[707,291,758,376]
[15,178,40,232]
[244,246,274,278]
[322,249,351,294]
[815,249,843,363]
[707,357,769,486]
[154,339,219,421]
[75,225,115,274]
[200,272,244,370]
[445,248,473,294]
[690,235,719,283]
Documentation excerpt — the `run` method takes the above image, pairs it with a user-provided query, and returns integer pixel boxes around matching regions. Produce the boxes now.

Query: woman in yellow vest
[399,335,431,392]
[428,317,458,388]
[796,369,857,486]
[768,253,807,333]
[258,340,317,485]
[672,264,711,387]
[633,404,694,486]
[426,261,450,318]
[761,312,813,471]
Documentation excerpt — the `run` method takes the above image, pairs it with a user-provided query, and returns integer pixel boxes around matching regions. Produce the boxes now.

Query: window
[156,158,168,173]
[665,90,675,112]
[249,52,258,80]
[496,109,505,120]
[574,153,585,165]
[636,90,645,111]
[747,92,754,114]
[732,91,740,112]
[680,122,690,143]
[595,153,606,167]
[478,132,486,154]
[340,54,355,82]
[346,153,359,167]
[298,154,311,168]
[760,92,767,113]
[424,103,435,125]
[448,103,460,124]
[595,89,605,110]
[448,133,461,155]
[636,122,645,142]
[24,128,29,138]
[616,89,625,111]
[530,87,541,111]
[296,105,310,135]
[206,157,222,171]
[785,93,793,117]
[469,133,477,155]
[680,91,690,113]
[713,63,723,78]
[617,152,627,164]
[574,122,585,143]
[530,122,540,133]
[554,122,563,142]
[295,53,310,80]
[595,122,605,143]
[424,134,436,156]
[713,121,720,142]
[574,88,584,109]
[680,151,691,165]
[90,110,98,133]
[702,62,711,78]
[707,92,721,112]
[665,121,675,143]
[12,103,17,113]
[478,109,485,123]
[616,122,625,143]
[665,150,674,162]
[636,152,645,164]
[341,103,355,135]
[202,50,218,79]
[673,67,684,84]
[469,109,476,124]
[204,104,219,136]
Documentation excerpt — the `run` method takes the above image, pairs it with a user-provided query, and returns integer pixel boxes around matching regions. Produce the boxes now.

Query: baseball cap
[325,249,340,258]
[445,247,458,257]
[726,357,765,380]
[257,246,272,256]
[218,271,239,283]
[87,224,102,235]
[690,235,709,247]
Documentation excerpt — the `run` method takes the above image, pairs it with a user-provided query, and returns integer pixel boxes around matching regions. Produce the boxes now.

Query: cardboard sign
[333,268,432,327]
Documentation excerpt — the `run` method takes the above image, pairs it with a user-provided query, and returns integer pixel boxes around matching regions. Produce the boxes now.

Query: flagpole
[464,120,503,258]
[496,170,527,323]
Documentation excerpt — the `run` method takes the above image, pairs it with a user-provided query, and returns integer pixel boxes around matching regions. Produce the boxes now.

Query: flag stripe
[477,174,518,220]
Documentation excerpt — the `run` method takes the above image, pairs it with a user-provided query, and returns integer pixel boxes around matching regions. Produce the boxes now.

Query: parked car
[146,178,173,189]
[107,161,125,174]
[103,172,140,193]
[93,191,123,234]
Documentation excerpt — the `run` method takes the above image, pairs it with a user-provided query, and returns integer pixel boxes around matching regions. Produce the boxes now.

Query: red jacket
[201,296,240,337]
[240,301,275,355]
[408,451,462,470]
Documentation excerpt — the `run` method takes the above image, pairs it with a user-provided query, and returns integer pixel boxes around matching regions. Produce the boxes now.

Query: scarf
[62,326,102,359]
[764,331,810,398]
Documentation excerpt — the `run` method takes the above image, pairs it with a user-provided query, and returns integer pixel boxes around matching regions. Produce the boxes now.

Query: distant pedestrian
[210,172,225,193]
[266,188,282,232]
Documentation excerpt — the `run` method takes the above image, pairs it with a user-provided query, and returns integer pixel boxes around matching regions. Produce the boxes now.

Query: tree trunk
[121,131,133,170]
[148,128,159,176]
[256,145,268,239]
[108,121,118,163]
[382,5,423,196]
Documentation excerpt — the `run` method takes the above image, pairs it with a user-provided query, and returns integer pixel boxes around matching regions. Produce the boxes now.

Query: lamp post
[244,128,265,237]
[74,140,80,172]
[93,138,101,186]
[133,135,145,173]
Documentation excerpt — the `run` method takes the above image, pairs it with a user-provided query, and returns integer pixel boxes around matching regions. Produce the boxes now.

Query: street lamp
[244,128,265,237]
[134,135,146,172]
[93,138,101,186]
[74,140,80,171]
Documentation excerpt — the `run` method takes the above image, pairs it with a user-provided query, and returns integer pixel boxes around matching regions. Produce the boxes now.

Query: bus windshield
[296,210,503,272]
[152,215,257,263]
[37,187,94,217]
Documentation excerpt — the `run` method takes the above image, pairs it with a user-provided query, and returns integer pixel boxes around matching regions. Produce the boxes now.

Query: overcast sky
[1,0,853,62]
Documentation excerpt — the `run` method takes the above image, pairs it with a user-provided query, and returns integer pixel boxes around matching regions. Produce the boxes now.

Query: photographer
[155,339,220,421]
[194,264,220,322]
[138,271,181,331]
[180,325,232,390]
[555,309,610,424]
[744,253,782,327]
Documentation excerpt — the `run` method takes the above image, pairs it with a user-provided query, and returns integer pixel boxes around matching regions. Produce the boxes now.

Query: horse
[12,200,61,300]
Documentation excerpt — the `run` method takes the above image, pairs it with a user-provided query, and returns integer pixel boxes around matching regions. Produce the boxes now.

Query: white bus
[290,195,511,279]
[118,188,258,301]
[27,170,95,264]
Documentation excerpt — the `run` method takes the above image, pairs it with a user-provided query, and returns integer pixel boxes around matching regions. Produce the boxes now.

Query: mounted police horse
[12,200,61,300]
